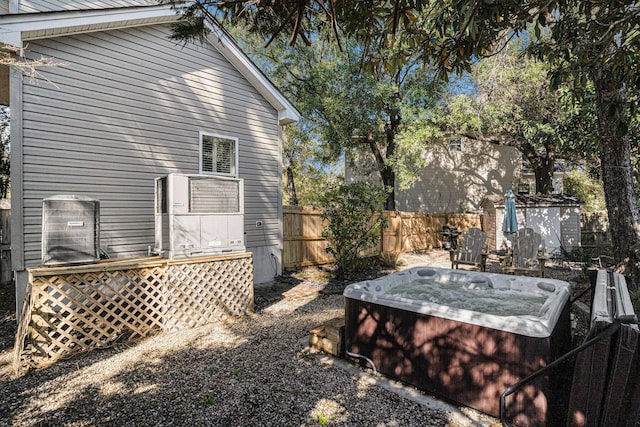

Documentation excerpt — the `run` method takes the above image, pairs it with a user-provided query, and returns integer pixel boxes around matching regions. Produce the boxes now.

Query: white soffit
[0,5,178,46]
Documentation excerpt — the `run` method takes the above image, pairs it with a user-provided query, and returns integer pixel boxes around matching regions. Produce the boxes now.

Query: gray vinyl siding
[20,24,282,266]
[18,0,156,13]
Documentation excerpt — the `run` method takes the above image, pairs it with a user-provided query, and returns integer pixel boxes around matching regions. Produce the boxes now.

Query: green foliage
[232,25,445,209]
[282,124,343,207]
[439,39,569,194]
[320,183,388,279]
[563,168,606,212]
[378,251,406,268]
[299,349,316,362]
[170,0,640,277]
[201,393,216,406]
[315,414,329,425]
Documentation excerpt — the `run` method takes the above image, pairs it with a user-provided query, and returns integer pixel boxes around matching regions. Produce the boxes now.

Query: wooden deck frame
[13,253,253,373]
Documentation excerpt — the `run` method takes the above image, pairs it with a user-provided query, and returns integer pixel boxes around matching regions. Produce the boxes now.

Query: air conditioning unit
[42,195,100,265]
[154,174,245,259]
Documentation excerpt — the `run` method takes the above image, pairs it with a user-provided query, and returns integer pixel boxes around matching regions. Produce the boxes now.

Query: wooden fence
[580,211,611,250]
[283,207,616,269]
[283,206,481,270]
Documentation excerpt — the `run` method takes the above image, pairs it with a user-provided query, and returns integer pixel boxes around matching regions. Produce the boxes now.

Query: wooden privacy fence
[14,253,253,372]
[283,206,481,270]
[580,211,611,250]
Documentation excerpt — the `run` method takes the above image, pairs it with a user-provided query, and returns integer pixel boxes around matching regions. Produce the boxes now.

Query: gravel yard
[0,250,590,427]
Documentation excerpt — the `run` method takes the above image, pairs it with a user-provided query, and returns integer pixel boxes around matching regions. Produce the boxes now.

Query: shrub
[563,168,605,212]
[320,182,388,279]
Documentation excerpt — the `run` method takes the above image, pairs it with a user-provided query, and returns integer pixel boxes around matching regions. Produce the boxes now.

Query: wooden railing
[282,206,481,270]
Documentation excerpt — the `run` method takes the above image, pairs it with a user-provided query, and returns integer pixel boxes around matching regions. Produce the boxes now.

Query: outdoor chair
[450,227,488,272]
[502,227,548,277]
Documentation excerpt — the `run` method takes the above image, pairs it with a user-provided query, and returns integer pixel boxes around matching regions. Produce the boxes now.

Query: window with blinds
[200,134,237,176]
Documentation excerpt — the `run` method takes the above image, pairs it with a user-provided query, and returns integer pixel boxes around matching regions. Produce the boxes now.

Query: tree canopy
[163,0,640,286]
[230,23,445,210]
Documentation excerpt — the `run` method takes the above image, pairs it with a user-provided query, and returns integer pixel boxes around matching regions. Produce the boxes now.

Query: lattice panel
[163,257,254,332]
[14,254,253,372]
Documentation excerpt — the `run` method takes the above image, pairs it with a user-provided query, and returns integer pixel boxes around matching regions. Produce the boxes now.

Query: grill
[441,225,459,249]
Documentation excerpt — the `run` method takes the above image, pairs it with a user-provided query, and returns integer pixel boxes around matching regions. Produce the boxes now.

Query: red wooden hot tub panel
[345,298,571,426]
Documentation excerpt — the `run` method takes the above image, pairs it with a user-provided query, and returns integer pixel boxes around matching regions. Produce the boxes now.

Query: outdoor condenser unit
[41,195,100,265]
[154,174,245,259]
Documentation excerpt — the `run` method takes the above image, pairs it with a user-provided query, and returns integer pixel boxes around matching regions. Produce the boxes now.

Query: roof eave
[0,4,300,125]
[0,5,179,46]
[202,22,300,126]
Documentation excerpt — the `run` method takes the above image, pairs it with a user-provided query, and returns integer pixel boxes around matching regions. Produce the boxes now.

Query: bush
[563,168,605,212]
[320,182,388,279]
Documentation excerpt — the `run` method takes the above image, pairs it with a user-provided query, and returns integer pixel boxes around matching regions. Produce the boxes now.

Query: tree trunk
[380,166,395,211]
[285,165,298,206]
[517,136,556,195]
[592,74,640,289]
[380,106,400,211]
[534,157,555,194]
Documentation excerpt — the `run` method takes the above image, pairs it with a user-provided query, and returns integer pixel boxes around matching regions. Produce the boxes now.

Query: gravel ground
[0,250,591,427]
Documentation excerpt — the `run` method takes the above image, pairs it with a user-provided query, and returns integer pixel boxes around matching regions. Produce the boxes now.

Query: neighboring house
[0,1,300,311]
[519,159,568,195]
[346,136,522,213]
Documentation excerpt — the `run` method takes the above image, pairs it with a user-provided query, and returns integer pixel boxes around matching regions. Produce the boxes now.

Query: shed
[481,194,582,253]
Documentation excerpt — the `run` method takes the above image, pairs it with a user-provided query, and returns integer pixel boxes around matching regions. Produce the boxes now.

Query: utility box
[154,174,245,259]
[41,195,100,265]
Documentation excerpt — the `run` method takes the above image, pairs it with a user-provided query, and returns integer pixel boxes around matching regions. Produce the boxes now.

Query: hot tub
[344,267,572,426]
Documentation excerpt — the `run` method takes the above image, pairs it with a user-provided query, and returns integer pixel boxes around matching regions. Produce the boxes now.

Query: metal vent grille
[189,177,240,213]
[156,177,167,214]
[42,196,100,265]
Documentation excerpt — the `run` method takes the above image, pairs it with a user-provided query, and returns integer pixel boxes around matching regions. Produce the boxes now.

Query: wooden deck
[14,253,253,373]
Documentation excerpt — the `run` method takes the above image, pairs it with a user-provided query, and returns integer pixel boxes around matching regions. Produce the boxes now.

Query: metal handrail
[499,322,621,427]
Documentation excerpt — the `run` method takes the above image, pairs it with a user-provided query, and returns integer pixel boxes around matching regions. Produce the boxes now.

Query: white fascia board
[0,5,178,46]
[204,21,300,126]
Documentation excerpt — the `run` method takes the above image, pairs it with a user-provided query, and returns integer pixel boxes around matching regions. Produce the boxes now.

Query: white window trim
[199,131,239,177]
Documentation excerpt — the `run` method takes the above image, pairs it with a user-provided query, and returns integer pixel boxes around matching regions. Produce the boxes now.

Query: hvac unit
[42,195,100,265]
[154,174,245,258]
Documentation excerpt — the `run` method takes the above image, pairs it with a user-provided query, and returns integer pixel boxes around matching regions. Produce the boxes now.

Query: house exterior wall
[520,171,565,194]
[13,24,283,282]
[0,1,8,14]
[396,138,521,213]
[16,0,156,13]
